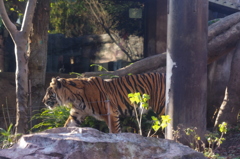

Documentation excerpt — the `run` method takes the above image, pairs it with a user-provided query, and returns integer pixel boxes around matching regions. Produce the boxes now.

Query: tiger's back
[104,72,165,117]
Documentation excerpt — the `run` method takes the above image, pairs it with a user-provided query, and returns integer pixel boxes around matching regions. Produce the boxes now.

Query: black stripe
[71,115,81,125]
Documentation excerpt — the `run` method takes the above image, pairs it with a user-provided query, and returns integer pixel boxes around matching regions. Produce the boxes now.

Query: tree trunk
[214,42,240,127]
[156,0,167,54]
[0,0,37,134]
[0,35,4,72]
[165,0,208,144]
[144,0,167,57]
[14,34,29,134]
[29,0,50,127]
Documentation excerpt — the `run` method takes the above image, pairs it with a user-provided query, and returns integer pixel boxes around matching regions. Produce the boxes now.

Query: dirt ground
[0,72,240,158]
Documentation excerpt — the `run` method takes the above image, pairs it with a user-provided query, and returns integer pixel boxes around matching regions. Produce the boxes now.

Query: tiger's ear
[51,77,63,88]
[57,78,67,88]
[51,77,57,84]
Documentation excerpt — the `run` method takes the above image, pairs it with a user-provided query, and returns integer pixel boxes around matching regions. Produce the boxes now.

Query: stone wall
[47,34,143,73]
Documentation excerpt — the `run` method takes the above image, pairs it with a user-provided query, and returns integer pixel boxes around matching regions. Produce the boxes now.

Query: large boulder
[0,127,206,159]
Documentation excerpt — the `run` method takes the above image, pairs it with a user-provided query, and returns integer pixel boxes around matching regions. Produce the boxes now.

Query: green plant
[69,72,82,78]
[208,18,220,26]
[149,115,171,137]
[204,122,228,158]
[1,97,12,132]
[90,64,108,72]
[81,116,109,133]
[173,122,228,158]
[0,124,21,149]
[31,106,70,132]
[172,122,228,158]
[128,92,150,135]
[184,127,202,151]
[31,105,110,133]
[0,98,19,149]
[90,64,119,78]
[128,92,171,137]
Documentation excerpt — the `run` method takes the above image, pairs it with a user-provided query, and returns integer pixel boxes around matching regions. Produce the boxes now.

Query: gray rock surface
[0,127,206,159]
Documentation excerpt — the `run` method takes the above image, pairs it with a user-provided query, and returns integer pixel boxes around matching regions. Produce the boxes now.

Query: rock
[0,127,206,159]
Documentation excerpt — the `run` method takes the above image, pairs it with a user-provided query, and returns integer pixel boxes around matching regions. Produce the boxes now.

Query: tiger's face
[42,87,59,109]
[42,77,87,110]
[42,77,63,109]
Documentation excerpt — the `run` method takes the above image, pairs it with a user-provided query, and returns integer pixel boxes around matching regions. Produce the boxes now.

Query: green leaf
[128,93,134,97]
[129,98,135,104]
[69,72,82,77]
[98,66,103,71]
[218,122,227,134]
[160,122,168,130]
[161,115,171,123]
[152,124,160,132]
[151,116,158,121]
[31,106,70,132]
[7,124,13,133]
[141,102,148,109]
[128,92,141,104]
[142,94,150,100]
[90,64,108,72]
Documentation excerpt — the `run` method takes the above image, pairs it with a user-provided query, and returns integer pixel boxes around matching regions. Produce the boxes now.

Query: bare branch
[21,0,37,35]
[85,0,134,62]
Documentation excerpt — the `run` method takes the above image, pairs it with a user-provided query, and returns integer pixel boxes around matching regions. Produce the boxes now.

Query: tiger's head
[42,76,91,110]
[43,76,106,127]
[42,77,66,109]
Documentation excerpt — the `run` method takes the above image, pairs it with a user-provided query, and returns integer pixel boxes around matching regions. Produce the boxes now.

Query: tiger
[42,72,166,133]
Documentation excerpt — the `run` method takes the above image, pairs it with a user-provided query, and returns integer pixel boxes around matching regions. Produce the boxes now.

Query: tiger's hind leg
[102,108,121,133]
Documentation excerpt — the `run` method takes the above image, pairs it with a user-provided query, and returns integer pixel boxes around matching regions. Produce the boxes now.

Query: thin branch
[21,0,37,34]
[85,0,134,62]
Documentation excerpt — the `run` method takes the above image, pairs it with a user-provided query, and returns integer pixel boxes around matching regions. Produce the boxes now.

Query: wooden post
[0,35,4,72]
[144,0,167,57]
[156,0,167,54]
[107,99,112,133]
[166,0,208,144]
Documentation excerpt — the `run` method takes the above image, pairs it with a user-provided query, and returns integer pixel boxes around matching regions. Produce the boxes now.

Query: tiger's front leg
[64,115,80,127]
[64,108,86,127]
